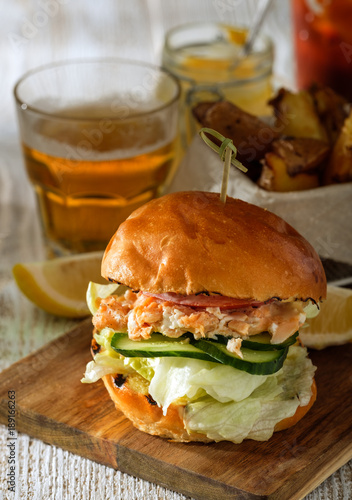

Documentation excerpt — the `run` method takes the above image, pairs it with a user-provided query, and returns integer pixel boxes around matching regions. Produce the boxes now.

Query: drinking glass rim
[14,57,181,122]
[163,21,273,61]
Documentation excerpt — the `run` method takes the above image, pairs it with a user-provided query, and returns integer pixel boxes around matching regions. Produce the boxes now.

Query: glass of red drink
[292,0,352,100]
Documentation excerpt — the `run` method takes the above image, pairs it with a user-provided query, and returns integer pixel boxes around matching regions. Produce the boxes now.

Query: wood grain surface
[1,319,351,500]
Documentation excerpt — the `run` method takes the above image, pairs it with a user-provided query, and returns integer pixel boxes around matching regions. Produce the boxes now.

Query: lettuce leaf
[148,358,208,413]
[81,352,128,383]
[183,346,315,442]
[276,345,316,406]
[303,301,320,319]
[188,363,272,403]
[185,396,262,442]
[81,327,131,383]
[94,328,120,356]
[124,357,159,382]
[148,358,272,413]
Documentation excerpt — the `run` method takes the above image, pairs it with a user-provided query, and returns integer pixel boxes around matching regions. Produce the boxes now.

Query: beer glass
[14,59,181,255]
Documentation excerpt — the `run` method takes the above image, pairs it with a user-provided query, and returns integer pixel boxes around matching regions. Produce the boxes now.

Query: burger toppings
[226,338,243,359]
[82,279,320,441]
[82,324,317,442]
[84,282,319,379]
[143,292,265,309]
[92,289,308,345]
[107,326,299,376]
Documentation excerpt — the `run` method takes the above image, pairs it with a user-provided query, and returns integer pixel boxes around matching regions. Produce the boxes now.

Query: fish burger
[82,191,326,443]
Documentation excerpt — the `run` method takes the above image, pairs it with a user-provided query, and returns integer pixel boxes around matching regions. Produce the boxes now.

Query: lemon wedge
[300,285,352,349]
[13,251,106,318]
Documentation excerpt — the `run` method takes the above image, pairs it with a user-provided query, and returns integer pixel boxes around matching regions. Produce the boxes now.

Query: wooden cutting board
[0,319,351,500]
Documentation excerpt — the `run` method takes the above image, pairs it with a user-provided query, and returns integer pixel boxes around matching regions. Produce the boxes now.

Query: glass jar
[162,22,274,148]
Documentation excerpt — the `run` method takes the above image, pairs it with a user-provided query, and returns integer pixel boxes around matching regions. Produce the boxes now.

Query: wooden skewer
[220,146,232,203]
[199,127,247,204]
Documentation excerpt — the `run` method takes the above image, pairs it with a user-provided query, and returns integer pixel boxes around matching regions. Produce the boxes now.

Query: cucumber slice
[110,333,219,363]
[110,332,289,375]
[211,332,298,351]
[241,331,299,351]
[191,339,288,375]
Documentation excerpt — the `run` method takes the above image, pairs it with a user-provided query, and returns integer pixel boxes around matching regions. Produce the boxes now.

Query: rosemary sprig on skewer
[199,127,247,203]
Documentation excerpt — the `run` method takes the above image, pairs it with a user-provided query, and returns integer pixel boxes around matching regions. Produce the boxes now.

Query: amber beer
[14,60,180,255]
[22,107,178,254]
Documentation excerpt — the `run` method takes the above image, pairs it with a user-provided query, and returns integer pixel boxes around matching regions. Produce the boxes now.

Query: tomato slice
[143,292,264,309]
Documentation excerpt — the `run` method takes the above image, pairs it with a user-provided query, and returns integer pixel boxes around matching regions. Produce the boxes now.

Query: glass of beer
[14,59,181,256]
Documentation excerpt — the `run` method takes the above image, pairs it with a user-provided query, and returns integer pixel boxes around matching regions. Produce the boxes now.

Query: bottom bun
[102,373,210,442]
[102,373,317,442]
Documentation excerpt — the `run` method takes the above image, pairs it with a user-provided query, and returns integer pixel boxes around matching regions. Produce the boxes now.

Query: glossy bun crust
[102,373,317,442]
[102,191,326,303]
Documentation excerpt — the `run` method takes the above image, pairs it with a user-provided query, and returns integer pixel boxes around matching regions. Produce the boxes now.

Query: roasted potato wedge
[192,100,278,179]
[269,88,328,142]
[258,152,320,192]
[324,110,352,184]
[309,84,349,144]
[193,85,351,192]
[270,137,329,176]
[192,101,216,124]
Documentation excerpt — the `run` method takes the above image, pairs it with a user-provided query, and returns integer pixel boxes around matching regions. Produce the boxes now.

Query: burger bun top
[102,191,326,303]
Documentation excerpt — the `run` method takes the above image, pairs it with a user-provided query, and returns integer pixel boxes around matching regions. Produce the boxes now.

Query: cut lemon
[13,251,106,318]
[300,285,352,349]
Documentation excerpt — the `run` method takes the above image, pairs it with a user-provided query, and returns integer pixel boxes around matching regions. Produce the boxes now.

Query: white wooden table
[0,1,351,499]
